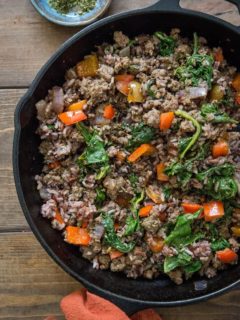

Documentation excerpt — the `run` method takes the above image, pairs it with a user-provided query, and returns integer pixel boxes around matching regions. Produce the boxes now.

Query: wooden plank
[0,232,239,320]
[0,89,29,230]
[180,0,240,26]
[0,232,80,319]
[0,0,155,88]
[0,0,239,87]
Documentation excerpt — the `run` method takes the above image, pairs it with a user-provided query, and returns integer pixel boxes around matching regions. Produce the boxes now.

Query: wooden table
[1,0,240,319]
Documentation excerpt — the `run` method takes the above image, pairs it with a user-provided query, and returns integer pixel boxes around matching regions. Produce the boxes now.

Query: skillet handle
[147,0,240,31]
[147,0,182,11]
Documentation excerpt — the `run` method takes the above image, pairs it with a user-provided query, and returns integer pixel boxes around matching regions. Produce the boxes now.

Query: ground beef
[35,29,240,285]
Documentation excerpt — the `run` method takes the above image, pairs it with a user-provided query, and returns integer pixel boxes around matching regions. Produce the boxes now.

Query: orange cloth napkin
[45,289,162,320]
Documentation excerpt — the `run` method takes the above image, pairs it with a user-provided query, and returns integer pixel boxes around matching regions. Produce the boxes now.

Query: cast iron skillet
[13,0,240,315]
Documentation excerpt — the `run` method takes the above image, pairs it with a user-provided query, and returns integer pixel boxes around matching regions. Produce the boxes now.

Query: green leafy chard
[162,186,171,201]
[127,123,156,151]
[76,123,109,166]
[154,31,176,56]
[175,33,214,87]
[165,209,203,248]
[95,188,106,208]
[196,163,238,200]
[124,191,144,236]
[211,239,230,252]
[178,136,192,154]
[175,110,202,159]
[183,260,202,274]
[129,173,138,188]
[164,250,192,273]
[146,79,156,98]
[102,212,135,253]
[165,144,208,187]
[165,160,193,187]
[201,103,237,124]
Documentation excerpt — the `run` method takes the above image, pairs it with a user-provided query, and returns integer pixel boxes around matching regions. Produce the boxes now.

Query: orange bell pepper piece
[76,55,99,78]
[65,226,91,246]
[212,140,229,158]
[149,237,164,253]
[109,250,124,260]
[128,144,156,162]
[103,104,116,119]
[156,163,169,182]
[203,201,224,221]
[67,100,87,111]
[53,209,64,224]
[115,74,134,96]
[58,110,87,125]
[232,73,240,91]
[159,112,175,131]
[214,48,224,63]
[216,248,238,263]
[139,205,153,217]
[235,92,240,105]
[181,202,203,214]
[48,161,61,170]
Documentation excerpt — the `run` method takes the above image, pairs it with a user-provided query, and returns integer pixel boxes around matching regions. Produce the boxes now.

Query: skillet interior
[13,7,240,308]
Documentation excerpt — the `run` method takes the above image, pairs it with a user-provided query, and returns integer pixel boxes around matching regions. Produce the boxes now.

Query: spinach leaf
[184,260,202,274]
[129,173,138,188]
[201,103,237,124]
[165,144,208,188]
[127,123,156,151]
[146,79,156,98]
[163,186,171,201]
[164,250,192,273]
[47,124,55,130]
[76,123,109,166]
[196,163,238,200]
[124,191,144,236]
[102,212,135,253]
[165,210,203,247]
[179,137,192,154]
[175,110,202,159]
[196,163,235,181]
[154,31,176,56]
[95,188,106,208]
[175,33,214,88]
[211,239,230,252]
[165,160,193,187]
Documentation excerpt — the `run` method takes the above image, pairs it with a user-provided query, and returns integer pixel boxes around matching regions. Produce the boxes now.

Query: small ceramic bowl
[31,0,112,27]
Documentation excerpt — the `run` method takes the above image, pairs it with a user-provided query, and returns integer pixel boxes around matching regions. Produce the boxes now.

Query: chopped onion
[94,105,110,126]
[93,224,104,239]
[119,46,130,57]
[177,87,208,100]
[52,86,64,114]
[36,99,47,119]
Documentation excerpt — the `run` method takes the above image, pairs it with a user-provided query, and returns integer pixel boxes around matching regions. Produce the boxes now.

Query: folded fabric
[45,289,162,320]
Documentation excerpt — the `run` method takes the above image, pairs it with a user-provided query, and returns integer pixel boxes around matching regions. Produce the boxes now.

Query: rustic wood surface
[0,0,240,318]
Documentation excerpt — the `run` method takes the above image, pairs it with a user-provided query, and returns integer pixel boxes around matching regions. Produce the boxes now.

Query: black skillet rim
[13,7,240,307]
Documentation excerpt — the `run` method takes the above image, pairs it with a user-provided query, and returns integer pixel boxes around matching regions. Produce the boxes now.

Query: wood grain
[0,232,80,319]
[0,232,239,320]
[0,89,29,231]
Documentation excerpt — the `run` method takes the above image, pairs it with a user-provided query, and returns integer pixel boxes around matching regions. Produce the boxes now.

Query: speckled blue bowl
[31,0,112,26]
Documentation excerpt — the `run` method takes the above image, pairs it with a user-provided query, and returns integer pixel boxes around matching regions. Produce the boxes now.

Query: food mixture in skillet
[35,29,240,284]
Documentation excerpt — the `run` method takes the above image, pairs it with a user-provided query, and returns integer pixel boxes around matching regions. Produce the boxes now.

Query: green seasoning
[48,0,97,15]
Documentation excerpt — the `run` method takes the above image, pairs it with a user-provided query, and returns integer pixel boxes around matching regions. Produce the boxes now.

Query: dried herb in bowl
[48,0,97,15]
